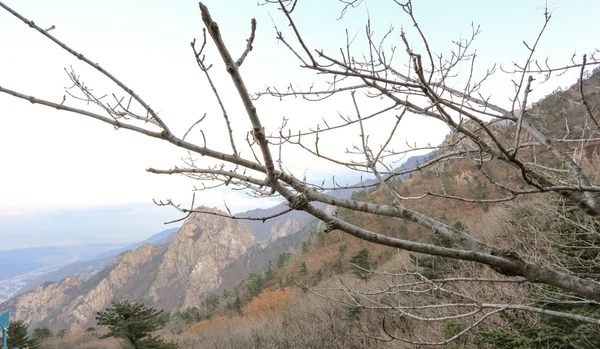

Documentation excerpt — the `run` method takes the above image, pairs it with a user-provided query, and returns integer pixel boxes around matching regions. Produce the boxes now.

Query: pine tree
[312,268,322,285]
[349,247,376,279]
[179,306,204,324]
[409,221,462,279]
[7,320,37,349]
[314,230,325,246]
[31,326,53,342]
[346,307,361,326]
[96,299,177,349]
[56,329,68,339]
[202,293,220,314]
[301,240,310,253]
[331,257,343,274]
[264,260,274,280]
[246,273,264,299]
[298,261,308,276]
[276,252,291,268]
[233,293,242,313]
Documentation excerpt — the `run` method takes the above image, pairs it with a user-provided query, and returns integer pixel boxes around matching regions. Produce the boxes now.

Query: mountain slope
[238,151,433,244]
[91,227,178,260]
[148,209,257,309]
[6,227,179,300]
[2,150,433,330]
[2,211,257,330]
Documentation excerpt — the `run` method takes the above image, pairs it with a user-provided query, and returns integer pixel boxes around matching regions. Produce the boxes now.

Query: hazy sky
[1,0,599,249]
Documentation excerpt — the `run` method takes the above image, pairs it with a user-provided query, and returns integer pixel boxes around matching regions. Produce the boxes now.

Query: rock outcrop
[1,209,258,330]
[261,217,307,248]
[2,150,430,330]
[149,209,257,309]
[58,243,164,329]
[11,277,80,325]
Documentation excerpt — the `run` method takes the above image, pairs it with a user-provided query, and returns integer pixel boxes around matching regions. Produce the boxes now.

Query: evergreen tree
[301,240,311,253]
[312,268,322,285]
[32,326,53,342]
[133,336,178,349]
[409,221,463,279]
[349,247,376,279]
[264,260,274,280]
[233,293,242,313]
[298,261,308,276]
[346,307,361,326]
[85,326,96,333]
[331,257,343,274]
[179,306,204,324]
[154,311,170,326]
[314,230,325,246]
[246,273,264,299]
[6,320,37,349]
[56,329,68,339]
[276,252,291,268]
[226,287,243,313]
[96,299,177,349]
[203,293,220,314]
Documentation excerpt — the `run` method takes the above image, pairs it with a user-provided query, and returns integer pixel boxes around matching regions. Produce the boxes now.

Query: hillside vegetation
[35,70,600,349]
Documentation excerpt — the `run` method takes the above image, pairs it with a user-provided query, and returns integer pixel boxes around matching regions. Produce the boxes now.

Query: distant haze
[0,203,181,250]
[0,172,365,250]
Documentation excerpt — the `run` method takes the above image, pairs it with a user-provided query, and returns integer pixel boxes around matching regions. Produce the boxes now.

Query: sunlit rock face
[3,208,258,330]
[149,208,257,308]
[11,277,81,325]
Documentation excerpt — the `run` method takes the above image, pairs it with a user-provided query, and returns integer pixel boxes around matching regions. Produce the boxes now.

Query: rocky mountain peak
[149,208,258,308]
[2,209,259,329]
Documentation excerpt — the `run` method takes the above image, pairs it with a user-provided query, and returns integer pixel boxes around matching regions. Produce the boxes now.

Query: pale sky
[1,0,598,249]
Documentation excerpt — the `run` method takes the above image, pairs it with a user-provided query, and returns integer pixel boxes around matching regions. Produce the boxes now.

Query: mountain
[239,151,434,244]
[2,209,257,329]
[1,151,432,330]
[11,70,600,349]
[147,208,257,309]
[11,227,179,298]
[7,244,167,329]
[89,227,178,261]
[241,203,313,243]
[0,228,179,304]
[0,203,319,329]
[0,243,128,304]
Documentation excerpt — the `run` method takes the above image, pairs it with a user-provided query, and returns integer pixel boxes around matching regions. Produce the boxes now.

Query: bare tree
[1,0,599,344]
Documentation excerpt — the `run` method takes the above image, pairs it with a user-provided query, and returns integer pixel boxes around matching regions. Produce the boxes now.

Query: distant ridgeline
[0,152,432,330]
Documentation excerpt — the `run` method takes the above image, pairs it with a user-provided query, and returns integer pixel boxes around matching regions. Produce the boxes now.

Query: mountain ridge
[0,152,434,329]
[0,227,179,304]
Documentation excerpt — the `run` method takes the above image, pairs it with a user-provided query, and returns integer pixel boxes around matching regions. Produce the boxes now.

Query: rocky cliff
[11,277,81,325]
[1,209,257,330]
[58,243,165,329]
[1,152,431,330]
[148,209,257,309]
